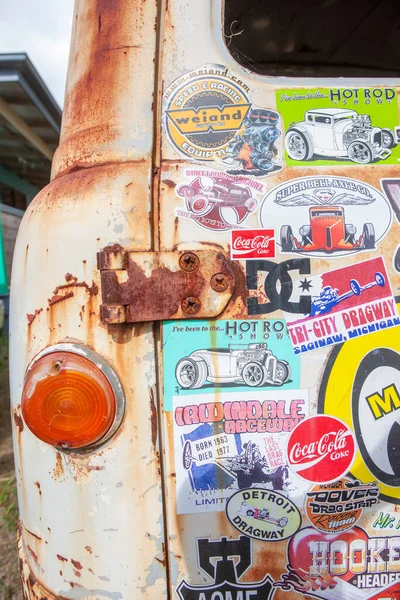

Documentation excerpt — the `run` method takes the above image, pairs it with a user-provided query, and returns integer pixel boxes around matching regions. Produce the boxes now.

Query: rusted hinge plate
[97,247,236,323]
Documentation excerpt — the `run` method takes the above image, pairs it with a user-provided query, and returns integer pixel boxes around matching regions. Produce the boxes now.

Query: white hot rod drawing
[285,108,396,164]
[175,343,291,389]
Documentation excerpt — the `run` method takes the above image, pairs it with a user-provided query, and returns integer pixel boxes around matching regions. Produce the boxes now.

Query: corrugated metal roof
[0,53,61,210]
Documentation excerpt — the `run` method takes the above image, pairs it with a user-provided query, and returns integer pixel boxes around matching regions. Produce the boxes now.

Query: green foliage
[0,475,18,532]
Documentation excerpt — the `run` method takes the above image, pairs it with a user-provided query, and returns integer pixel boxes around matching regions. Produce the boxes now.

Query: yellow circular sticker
[319,302,400,503]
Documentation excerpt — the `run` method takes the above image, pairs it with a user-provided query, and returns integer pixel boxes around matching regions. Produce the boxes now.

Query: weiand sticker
[164,64,282,176]
[226,487,301,542]
[173,389,309,514]
[259,176,391,258]
[176,535,274,599]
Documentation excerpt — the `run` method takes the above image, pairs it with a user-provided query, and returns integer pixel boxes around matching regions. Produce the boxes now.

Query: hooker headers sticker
[177,535,274,600]
[276,526,400,599]
[164,64,282,176]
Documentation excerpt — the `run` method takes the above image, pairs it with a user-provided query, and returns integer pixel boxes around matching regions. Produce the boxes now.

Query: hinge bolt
[179,252,199,272]
[181,296,201,315]
[211,273,230,292]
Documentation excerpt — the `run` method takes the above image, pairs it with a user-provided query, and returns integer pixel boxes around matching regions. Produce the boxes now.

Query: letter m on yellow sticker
[167,104,251,134]
[366,383,400,419]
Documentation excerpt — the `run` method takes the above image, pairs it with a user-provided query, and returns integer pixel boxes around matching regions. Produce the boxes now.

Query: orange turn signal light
[22,350,120,449]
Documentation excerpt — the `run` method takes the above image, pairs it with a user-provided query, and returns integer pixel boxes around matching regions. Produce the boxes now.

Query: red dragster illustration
[280,205,375,253]
[176,176,257,223]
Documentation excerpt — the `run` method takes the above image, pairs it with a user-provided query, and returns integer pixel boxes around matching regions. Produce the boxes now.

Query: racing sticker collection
[162,66,400,599]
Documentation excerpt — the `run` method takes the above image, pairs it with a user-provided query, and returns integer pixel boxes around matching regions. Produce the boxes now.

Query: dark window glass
[224,0,400,77]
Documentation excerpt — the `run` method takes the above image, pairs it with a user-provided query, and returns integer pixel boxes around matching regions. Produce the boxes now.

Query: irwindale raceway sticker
[164,64,282,176]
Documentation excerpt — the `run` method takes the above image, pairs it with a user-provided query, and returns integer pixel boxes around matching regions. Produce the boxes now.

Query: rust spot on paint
[85,546,92,554]
[71,559,83,570]
[13,411,24,432]
[149,386,158,448]
[53,452,65,478]
[57,554,68,562]
[27,308,42,325]
[65,273,78,282]
[27,545,39,564]
[25,528,42,542]
[162,178,176,189]
[48,291,75,306]
[34,481,41,491]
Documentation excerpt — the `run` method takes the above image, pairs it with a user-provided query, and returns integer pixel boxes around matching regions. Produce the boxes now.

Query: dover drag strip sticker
[305,478,379,534]
[173,389,309,514]
[276,86,400,167]
[164,64,282,176]
[286,256,398,354]
[260,176,391,258]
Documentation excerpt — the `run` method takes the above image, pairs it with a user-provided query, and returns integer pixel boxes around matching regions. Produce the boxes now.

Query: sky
[0,0,74,108]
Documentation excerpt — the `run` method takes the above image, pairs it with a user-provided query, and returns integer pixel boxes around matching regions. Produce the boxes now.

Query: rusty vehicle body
[9,1,400,599]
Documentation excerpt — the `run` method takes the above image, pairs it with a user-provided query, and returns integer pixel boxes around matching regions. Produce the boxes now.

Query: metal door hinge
[97,246,236,324]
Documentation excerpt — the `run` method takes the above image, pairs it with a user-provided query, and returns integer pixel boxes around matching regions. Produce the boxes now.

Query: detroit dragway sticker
[286,256,399,354]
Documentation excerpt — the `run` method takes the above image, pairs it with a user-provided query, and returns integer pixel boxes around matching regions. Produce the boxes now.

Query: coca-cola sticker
[231,229,276,260]
[287,415,356,483]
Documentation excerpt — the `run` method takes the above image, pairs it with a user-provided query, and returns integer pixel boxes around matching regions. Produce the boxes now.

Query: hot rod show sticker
[226,487,301,541]
[286,256,398,354]
[259,176,391,258]
[276,86,400,166]
[173,389,309,514]
[163,318,299,411]
[286,415,356,484]
[164,64,282,176]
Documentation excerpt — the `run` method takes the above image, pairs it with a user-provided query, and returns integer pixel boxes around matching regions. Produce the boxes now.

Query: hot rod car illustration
[280,206,375,253]
[310,272,386,316]
[176,176,257,216]
[182,439,289,492]
[237,502,288,528]
[285,108,396,164]
[175,343,291,389]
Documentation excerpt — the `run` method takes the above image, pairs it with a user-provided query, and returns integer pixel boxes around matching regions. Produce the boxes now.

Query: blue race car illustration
[310,272,385,316]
